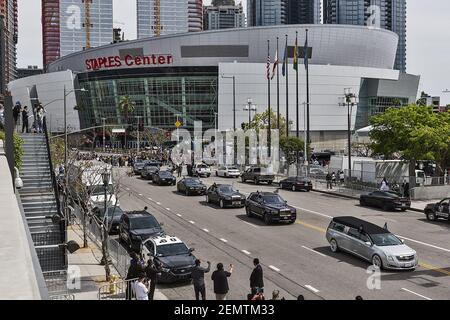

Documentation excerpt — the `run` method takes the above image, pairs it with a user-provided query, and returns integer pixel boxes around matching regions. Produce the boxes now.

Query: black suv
[206,184,246,208]
[177,177,207,196]
[241,167,275,185]
[119,210,164,252]
[245,192,297,224]
[424,198,450,221]
[153,170,176,186]
[141,165,160,180]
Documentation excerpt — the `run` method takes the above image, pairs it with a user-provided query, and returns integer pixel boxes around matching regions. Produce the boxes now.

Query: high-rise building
[42,0,113,68]
[247,0,320,27]
[203,1,246,30]
[324,0,406,72]
[137,0,202,39]
[0,0,18,102]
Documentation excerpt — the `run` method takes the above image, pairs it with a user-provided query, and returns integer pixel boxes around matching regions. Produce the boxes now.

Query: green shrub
[0,131,24,169]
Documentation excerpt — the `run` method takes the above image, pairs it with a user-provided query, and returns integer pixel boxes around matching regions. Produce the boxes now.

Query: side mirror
[401,239,404,244]
[364,241,372,247]
[189,248,195,253]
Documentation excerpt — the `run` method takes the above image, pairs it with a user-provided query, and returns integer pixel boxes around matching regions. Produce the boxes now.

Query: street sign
[175,120,182,128]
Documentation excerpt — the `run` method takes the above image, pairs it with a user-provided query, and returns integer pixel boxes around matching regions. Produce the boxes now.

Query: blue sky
[16,0,450,103]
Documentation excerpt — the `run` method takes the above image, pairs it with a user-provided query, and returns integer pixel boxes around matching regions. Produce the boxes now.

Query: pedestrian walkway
[67,224,167,300]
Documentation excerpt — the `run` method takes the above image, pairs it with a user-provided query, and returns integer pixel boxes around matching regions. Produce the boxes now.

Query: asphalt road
[117,170,450,300]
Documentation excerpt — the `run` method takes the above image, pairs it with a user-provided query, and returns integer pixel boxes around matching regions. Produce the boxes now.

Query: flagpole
[267,39,271,158]
[276,37,280,129]
[306,29,310,164]
[285,34,289,138]
[295,31,299,177]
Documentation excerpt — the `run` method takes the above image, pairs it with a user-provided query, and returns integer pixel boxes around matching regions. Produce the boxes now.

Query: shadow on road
[235,214,295,228]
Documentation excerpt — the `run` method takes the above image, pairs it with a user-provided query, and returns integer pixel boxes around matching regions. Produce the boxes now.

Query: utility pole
[339,88,357,180]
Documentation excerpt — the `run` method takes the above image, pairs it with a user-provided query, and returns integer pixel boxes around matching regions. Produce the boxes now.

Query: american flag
[266,53,271,80]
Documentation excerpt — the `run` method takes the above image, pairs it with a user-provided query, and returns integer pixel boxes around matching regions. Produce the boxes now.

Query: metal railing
[98,277,138,300]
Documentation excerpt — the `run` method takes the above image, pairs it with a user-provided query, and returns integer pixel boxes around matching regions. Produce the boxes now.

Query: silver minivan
[326,216,418,270]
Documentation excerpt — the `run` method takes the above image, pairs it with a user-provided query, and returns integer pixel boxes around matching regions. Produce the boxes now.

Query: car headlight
[131,234,141,241]
[269,209,278,214]
[161,267,170,273]
[224,196,232,200]
[387,255,395,262]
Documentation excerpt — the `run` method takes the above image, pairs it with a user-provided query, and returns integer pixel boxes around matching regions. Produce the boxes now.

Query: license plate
[233,201,241,206]
[402,203,406,207]
[404,263,413,268]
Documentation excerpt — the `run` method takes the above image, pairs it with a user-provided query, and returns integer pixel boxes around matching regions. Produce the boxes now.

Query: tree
[0,131,24,169]
[369,105,450,175]
[280,136,308,165]
[243,109,292,137]
[118,96,136,149]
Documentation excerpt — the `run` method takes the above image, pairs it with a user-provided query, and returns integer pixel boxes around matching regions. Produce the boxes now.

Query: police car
[141,235,197,283]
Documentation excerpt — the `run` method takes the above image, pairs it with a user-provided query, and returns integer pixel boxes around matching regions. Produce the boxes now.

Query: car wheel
[263,213,271,225]
[219,199,225,208]
[254,178,259,185]
[291,185,296,192]
[360,198,366,206]
[426,211,437,221]
[372,254,383,269]
[280,183,285,189]
[330,239,339,253]
[241,177,246,183]
[246,206,253,217]
[206,195,210,203]
[382,203,390,211]
[401,208,407,212]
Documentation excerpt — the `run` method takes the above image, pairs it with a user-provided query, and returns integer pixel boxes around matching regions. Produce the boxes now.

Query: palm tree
[118,95,136,150]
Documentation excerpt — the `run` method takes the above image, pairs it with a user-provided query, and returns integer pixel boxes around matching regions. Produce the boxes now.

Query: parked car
[216,166,241,178]
[152,170,177,186]
[279,176,313,192]
[424,198,450,221]
[119,210,164,252]
[193,163,211,177]
[93,205,125,235]
[360,191,411,211]
[241,167,275,185]
[141,165,160,180]
[177,177,207,196]
[141,235,196,283]
[206,184,246,208]
[326,216,418,270]
[245,192,296,225]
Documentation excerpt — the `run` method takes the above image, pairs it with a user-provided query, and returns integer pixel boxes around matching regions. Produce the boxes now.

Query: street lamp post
[243,98,257,127]
[101,117,106,152]
[135,116,142,155]
[101,168,111,281]
[339,88,357,180]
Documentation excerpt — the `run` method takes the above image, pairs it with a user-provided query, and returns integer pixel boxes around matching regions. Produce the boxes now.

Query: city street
[117,170,450,300]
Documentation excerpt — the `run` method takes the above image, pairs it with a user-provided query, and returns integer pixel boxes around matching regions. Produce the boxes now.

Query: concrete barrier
[411,185,450,201]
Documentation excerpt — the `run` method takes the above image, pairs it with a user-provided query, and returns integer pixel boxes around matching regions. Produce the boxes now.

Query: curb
[311,189,425,213]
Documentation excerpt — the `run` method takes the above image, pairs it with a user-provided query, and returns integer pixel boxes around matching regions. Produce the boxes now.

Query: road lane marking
[189,220,195,224]
[243,221,260,229]
[203,229,209,233]
[220,238,228,243]
[176,214,182,217]
[126,188,130,191]
[241,250,251,255]
[139,194,143,196]
[295,221,327,233]
[401,288,432,300]
[301,246,327,258]
[294,206,332,219]
[305,285,320,293]
[156,202,161,205]
[269,265,280,272]
[147,197,152,201]
[397,236,450,254]
[166,208,171,211]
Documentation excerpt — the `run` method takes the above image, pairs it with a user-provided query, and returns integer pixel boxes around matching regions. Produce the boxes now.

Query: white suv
[216,166,241,178]
[193,163,211,177]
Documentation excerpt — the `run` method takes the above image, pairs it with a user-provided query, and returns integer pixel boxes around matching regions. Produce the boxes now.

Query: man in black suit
[250,258,264,295]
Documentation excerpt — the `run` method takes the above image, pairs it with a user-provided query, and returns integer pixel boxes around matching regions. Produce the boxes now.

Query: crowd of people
[11,103,47,134]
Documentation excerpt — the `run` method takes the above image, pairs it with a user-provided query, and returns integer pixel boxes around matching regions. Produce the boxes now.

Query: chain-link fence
[43,270,69,298]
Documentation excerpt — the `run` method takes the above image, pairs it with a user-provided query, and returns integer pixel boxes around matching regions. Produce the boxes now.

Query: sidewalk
[311,180,438,212]
[68,225,168,300]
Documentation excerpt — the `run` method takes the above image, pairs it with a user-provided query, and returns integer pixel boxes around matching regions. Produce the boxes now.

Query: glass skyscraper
[324,0,407,72]
[42,0,113,67]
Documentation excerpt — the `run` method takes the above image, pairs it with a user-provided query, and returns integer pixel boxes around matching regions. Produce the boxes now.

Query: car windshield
[106,207,124,218]
[370,233,403,246]
[218,186,235,193]
[130,216,160,230]
[197,165,208,169]
[227,167,238,170]
[380,191,402,198]
[156,243,190,257]
[186,179,201,185]
[263,195,284,204]
[159,171,172,177]
[89,185,113,196]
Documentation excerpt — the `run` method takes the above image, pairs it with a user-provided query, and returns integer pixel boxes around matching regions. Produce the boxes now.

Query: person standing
[332,172,337,186]
[326,173,333,190]
[134,274,149,300]
[177,163,183,177]
[36,105,45,133]
[191,259,211,300]
[145,258,162,300]
[125,252,145,300]
[21,106,29,133]
[339,171,345,184]
[249,258,264,295]
[211,263,233,300]
[13,103,21,130]
[380,178,389,191]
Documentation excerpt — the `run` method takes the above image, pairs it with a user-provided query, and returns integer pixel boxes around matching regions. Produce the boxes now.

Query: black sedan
[360,191,411,211]
[93,205,125,235]
[206,184,246,208]
[245,192,297,225]
[424,198,450,221]
[279,176,313,192]
[153,171,177,186]
[177,178,207,196]
[141,165,159,180]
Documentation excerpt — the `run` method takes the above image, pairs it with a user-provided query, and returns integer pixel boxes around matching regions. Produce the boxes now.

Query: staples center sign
[85,54,174,71]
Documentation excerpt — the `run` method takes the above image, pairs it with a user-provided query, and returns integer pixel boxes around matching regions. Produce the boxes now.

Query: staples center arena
[9,25,419,151]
